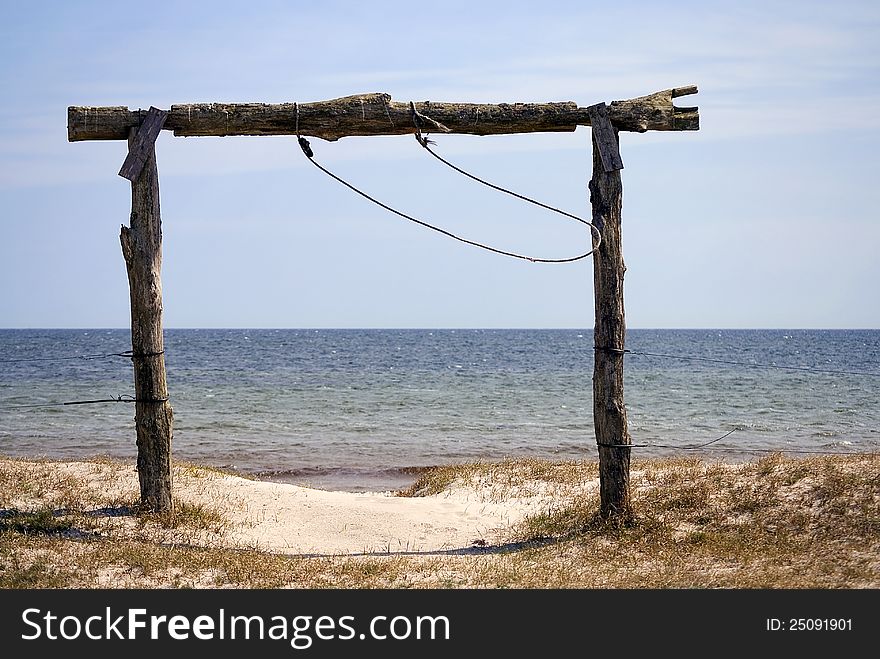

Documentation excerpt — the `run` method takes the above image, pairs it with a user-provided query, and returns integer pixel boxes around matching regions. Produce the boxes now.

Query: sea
[0,329,877,491]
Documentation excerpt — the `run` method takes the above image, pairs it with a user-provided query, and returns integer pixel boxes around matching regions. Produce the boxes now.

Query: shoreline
[254,467,428,494]
[4,444,874,494]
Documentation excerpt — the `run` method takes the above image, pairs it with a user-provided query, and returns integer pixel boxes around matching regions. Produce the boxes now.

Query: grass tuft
[0,509,74,536]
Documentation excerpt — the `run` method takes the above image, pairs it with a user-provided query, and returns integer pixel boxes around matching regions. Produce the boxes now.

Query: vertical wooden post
[589,124,632,521]
[120,124,174,514]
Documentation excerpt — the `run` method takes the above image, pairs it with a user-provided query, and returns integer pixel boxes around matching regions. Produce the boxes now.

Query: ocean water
[1,329,878,491]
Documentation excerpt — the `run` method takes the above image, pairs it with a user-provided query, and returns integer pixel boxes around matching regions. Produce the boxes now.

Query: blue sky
[1,0,878,329]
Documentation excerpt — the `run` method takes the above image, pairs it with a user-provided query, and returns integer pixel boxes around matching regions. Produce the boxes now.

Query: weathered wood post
[119,108,174,513]
[588,103,631,520]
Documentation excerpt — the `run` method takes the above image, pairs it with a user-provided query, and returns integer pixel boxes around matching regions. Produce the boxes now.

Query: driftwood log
[68,86,698,142]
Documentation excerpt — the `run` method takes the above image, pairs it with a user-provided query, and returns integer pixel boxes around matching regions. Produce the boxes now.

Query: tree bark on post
[120,127,174,514]
[590,127,632,521]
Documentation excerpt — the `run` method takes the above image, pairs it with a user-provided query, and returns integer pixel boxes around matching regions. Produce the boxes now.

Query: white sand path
[4,459,576,556]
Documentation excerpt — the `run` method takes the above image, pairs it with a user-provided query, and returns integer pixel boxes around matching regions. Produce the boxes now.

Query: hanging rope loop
[410,102,602,252]
[293,101,600,263]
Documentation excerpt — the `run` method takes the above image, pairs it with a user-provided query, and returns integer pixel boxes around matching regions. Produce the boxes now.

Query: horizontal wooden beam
[68,86,698,142]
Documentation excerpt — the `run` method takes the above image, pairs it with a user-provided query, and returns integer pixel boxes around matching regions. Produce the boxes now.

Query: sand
[1,458,591,556]
[170,471,545,555]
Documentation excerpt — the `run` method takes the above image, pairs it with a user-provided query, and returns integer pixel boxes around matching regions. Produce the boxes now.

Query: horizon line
[2,327,878,332]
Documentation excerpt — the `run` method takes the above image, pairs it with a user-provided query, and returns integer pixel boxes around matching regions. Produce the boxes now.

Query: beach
[1,452,877,589]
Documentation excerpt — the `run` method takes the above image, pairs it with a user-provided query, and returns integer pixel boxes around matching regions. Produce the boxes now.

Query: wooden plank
[118,107,168,181]
[67,87,699,142]
[586,103,624,172]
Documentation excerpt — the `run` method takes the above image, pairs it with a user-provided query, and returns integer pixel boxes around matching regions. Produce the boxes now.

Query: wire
[293,103,599,263]
[598,428,737,450]
[0,351,134,364]
[4,395,168,409]
[625,349,880,377]
[597,429,871,455]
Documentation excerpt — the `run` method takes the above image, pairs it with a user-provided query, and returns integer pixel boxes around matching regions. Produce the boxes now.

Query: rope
[293,103,599,263]
[409,102,601,247]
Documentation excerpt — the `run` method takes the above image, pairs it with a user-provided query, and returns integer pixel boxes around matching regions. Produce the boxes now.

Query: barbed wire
[2,343,875,377]
[4,395,168,409]
[621,348,880,377]
[0,350,134,364]
[596,428,868,455]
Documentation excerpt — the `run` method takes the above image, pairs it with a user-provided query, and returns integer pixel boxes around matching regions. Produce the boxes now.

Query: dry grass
[0,453,877,589]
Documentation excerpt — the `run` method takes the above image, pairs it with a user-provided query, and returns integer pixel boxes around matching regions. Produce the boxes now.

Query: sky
[1,0,878,329]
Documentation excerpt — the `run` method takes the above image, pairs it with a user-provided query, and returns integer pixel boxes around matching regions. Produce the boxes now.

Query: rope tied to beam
[293,102,600,263]
[410,102,602,252]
